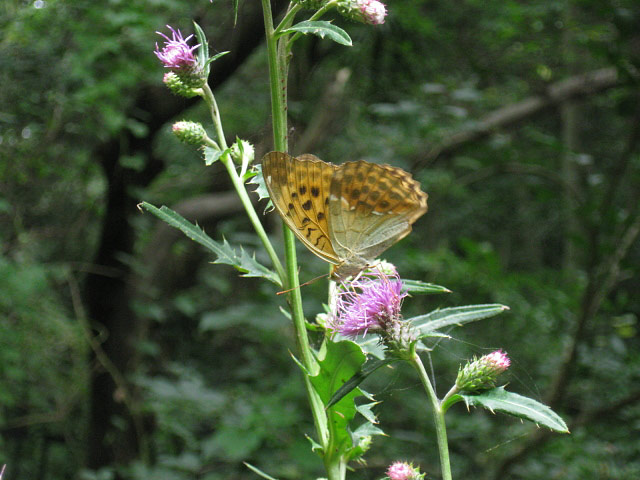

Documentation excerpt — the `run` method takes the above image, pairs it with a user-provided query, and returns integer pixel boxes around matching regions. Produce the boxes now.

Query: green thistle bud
[455,350,510,393]
[172,121,207,145]
[163,72,199,98]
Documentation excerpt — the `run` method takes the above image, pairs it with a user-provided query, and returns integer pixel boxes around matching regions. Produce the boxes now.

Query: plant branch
[415,68,622,166]
[410,351,452,480]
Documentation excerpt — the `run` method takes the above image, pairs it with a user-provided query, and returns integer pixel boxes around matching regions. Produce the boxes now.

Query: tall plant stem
[261,0,330,460]
[410,351,453,480]
[201,83,286,284]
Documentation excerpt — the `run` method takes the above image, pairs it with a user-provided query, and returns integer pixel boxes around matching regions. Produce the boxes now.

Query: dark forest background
[1,0,639,479]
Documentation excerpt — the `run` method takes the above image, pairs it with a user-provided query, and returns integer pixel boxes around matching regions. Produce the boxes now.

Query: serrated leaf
[327,357,396,408]
[459,387,569,433]
[347,421,385,461]
[310,341,366,455]
[355,401,380,424]
[279,21,352,46]
[249,164,273,212]
[409,304,509,337]
[402,279,451,295]
[139,202,280,286]
[203,146,230,166]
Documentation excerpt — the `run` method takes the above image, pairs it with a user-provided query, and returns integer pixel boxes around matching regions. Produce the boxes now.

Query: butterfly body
[262,152,428,279]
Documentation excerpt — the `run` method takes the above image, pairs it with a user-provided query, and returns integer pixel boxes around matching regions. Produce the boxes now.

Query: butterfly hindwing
[329,160,428,261]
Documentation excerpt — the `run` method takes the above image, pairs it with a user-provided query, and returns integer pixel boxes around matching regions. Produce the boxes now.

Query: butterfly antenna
[276,272,330,295]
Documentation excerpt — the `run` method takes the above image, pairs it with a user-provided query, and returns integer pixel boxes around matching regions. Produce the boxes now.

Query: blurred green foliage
[1,0,639,479]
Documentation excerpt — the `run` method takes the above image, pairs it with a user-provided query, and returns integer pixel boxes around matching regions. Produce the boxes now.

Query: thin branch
[67,274,149,460]
[415,68,622,167]
[457,161,585,203]
[293,68,351,155]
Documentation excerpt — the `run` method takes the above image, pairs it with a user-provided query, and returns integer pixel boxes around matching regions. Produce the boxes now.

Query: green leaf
[232,0,240,26]
[203,146,230,166]
[327,357,397,408]
[138,202,280,286]
[408,304,509,337]
[310,341,366,455]
[243,462,280,480]
[192,22,209,74]
[402,279,451,295]
[204,50,230,69]
[249,164,273,212]
[279,21,352,46]
[458,387,569,433]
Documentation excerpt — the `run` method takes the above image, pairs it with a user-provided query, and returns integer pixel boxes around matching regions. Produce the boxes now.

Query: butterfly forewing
[262,152,339,264]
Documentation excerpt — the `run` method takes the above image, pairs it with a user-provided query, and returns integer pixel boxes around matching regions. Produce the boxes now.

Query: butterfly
[262,151,428,280]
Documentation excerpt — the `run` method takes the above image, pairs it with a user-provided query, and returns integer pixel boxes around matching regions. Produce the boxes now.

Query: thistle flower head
[386,461,423,480]
[355,0,387,25]
[331,267,406,338]
[155,25,200,71]
[455,350,511,392]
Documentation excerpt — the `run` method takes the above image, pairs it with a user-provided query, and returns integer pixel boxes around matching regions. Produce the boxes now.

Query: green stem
[262,0,329,451]
[410,351,453,480]
[201,83,287,284]
[274,2,303,35]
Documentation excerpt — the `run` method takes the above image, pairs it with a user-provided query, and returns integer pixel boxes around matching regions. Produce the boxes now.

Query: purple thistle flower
[155,25,200,71]
[332,268,406,339]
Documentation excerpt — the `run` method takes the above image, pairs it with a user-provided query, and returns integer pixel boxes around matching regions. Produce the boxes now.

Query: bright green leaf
[310,341,366,455]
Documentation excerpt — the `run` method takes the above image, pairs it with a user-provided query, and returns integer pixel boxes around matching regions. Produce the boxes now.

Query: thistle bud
[455,350,510,393]
[172,121,207,145]
[385,461,424,480]
[338,0,387,25]
[163,72,199,98]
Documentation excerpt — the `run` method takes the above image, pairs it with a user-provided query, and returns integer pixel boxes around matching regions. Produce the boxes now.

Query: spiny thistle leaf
[408,304,509,337]
[279,21,352,46]
[203,146,230,166]
[459,386,569,433]
[138,202,280,286]
[402,279,451,295]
